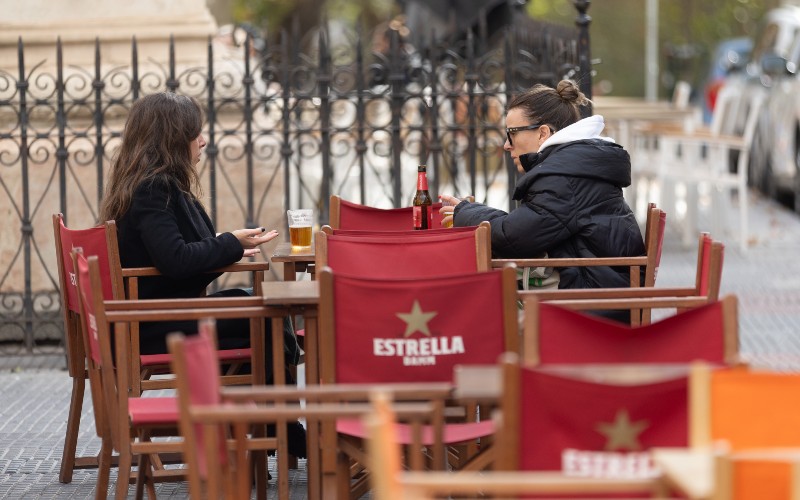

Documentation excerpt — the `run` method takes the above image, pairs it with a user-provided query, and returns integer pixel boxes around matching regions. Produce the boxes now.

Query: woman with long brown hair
[100,91,306,454]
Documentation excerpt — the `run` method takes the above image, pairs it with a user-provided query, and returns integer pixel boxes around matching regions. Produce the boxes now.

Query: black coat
[116,177,244,300]
[116,177,249,354]
[455,138,645,289]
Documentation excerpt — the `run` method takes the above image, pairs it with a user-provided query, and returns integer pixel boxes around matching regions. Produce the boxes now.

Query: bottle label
[413,206,422,229]
[412,205,431,229]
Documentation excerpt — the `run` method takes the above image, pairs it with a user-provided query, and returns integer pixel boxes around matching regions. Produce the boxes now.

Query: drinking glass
[287,209,313,249]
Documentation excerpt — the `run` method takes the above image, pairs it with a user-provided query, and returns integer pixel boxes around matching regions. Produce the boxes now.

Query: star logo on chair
[595,409,649,451]
[396,300,437,337]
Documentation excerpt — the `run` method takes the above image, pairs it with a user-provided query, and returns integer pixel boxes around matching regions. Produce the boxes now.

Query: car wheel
[750,127,767,192]
[765,160,778,201]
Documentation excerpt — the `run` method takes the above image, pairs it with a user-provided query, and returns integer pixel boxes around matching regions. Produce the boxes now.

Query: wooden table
[262,280,320,383]
[260,279,322,500]
[593,96,699,149]
[651,448,714,499]
[270,241,315,281]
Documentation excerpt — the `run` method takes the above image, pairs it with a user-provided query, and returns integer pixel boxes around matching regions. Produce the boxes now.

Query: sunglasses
[506,123,545,146]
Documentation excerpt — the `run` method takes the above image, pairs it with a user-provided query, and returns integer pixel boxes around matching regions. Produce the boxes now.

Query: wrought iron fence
[0,17,586,353]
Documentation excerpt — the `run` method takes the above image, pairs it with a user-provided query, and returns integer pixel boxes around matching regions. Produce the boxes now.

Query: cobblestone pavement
[2,192,800,498]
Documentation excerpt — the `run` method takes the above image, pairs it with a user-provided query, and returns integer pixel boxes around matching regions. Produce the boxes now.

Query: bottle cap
[418,165,426,172]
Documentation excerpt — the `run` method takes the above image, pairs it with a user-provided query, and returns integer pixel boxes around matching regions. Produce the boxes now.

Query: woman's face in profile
[189,134,206,166]
[504,107,545,173]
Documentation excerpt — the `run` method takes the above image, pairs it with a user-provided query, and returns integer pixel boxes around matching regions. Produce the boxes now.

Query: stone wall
[0,0,217,69]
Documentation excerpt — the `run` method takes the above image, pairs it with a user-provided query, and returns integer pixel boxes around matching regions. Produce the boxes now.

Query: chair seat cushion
[140,348,252,367]
[128,397,178,426]
[336,418,494,446]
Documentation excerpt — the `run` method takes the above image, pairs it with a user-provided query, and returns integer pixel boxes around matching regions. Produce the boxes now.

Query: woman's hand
[439,194,463,207]
[438,194,465,227]
[231,227,279,251]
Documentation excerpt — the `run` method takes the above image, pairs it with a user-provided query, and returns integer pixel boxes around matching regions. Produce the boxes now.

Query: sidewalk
[2,191,800,498]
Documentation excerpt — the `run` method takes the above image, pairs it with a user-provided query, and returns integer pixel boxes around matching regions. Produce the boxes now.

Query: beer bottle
[412,165,433,230]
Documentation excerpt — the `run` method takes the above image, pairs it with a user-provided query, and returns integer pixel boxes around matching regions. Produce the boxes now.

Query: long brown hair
[99,92,203,222]
[507,79,591,133]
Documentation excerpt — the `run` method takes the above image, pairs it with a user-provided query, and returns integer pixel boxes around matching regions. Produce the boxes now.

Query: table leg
[282,262,297,282]
[251,317,267,500]
[305,311,319,385]
[306,416,321,500]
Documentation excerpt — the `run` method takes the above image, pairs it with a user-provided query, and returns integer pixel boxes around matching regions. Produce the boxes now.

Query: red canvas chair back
[56,214,115,312]
[74,251,126,449]
[331,195,445,230]
[75,251,104,366]
[525,295,739,365]
[319,228,490,278]
[176,321,226,479]
[500,356,689,477]
[318,266,519,384]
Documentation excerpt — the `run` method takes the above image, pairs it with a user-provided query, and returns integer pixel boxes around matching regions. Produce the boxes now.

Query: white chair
[632,85,766,251]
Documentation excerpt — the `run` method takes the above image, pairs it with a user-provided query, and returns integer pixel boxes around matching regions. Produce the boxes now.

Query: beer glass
[287,209,313,249]
[441,201,456,228]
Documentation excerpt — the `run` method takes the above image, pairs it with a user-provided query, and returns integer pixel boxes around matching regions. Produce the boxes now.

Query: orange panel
[734,460,793,500]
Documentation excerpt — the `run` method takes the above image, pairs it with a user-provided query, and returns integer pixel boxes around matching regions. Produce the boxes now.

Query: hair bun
[556,79,590,107]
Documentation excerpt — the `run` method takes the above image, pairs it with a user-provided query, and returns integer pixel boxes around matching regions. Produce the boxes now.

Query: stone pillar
[0,0,217,68]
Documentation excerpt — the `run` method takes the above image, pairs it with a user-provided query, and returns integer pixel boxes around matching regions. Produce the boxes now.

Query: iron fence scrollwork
[0,12,588,354]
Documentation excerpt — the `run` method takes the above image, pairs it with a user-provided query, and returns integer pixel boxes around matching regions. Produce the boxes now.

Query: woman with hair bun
[440,80,644,304]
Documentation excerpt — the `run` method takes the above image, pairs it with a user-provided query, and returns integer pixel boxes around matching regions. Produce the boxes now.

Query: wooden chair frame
[519,234,725,326]
[53,213,270,484]
[366,381,668,500]
[76,251,279,499]
[104,219,269,396]
[170,326,453,500]
[317,265,520,498]
[491,203,666,290]
[53,214,113,482]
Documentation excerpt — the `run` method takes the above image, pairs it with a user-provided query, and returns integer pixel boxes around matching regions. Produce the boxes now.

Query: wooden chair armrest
[399,471,662,496]
[541,296,709,311]
[105,296,266,310]
[216,261,269,272]
[220,382,454,404]
[121,266,161,277]
[121,261,269,277]
[492,256,648,268]
[105,306,267,323]
[191,401,437,425]
[519,286,697,301]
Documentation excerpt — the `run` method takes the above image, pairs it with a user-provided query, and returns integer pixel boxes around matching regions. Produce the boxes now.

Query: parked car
[701,37,751,124]
[727,4,800,211]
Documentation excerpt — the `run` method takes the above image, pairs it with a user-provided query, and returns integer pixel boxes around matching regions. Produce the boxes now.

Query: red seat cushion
[128,397,178,426]
[336,418,494,446]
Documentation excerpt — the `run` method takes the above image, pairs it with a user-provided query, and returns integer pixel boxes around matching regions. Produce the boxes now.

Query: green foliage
[231,0,781,97]
[233,0,299,34]
[232,0,394,36]
[526,0,780,96]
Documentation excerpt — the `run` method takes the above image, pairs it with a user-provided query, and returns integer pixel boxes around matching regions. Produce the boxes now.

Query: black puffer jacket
[455,138,645,289]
